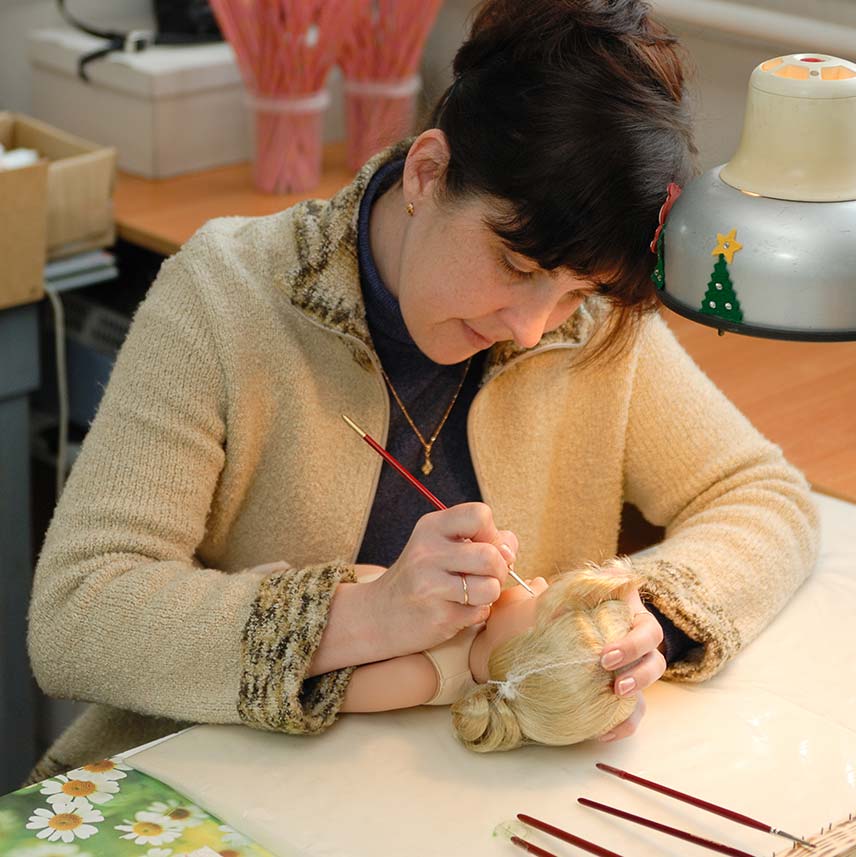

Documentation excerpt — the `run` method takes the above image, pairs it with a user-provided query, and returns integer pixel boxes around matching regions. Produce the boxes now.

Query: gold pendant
[421,456,433,476]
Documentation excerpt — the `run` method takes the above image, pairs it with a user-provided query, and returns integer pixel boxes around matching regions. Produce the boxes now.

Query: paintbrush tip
[509,568,536,596]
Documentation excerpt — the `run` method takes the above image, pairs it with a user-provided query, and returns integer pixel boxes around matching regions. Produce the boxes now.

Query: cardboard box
[0,117,48,310]
[23,114,115,260]
[0,112,116,309]
[28,28,345,179]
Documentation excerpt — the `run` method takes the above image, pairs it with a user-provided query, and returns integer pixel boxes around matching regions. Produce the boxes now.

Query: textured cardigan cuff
[238,562,358,734]
[633,558,742,682]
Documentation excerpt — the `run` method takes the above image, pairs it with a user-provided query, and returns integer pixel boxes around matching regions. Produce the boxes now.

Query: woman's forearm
[306,568,390,677]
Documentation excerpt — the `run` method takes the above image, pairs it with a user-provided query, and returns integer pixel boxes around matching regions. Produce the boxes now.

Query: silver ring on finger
[460,574,469,606]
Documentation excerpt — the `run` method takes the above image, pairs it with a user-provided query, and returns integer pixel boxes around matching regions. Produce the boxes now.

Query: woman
[27,0,818,781]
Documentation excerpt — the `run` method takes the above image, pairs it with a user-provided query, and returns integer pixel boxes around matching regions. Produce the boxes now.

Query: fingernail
[601,650,622,669]
[498,543,516,565]
[598,732,616,743]
[617,677,636,696]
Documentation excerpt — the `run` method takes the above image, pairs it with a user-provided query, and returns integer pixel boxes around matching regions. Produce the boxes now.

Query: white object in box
[28,27,247,178]
[28,28,345,179]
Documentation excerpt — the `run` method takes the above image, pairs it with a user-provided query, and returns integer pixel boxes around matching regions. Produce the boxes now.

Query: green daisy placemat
[0,757,277,857]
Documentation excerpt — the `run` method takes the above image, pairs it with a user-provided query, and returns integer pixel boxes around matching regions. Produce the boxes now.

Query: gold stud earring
[406,202,415,216]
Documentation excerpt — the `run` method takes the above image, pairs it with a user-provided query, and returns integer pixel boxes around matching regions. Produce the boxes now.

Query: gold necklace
[379,357,473,476]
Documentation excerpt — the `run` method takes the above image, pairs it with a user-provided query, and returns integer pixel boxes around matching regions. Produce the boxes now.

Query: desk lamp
[655,53,856,341]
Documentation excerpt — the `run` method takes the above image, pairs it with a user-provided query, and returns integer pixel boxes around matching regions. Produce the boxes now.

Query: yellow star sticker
[711,229,743,264]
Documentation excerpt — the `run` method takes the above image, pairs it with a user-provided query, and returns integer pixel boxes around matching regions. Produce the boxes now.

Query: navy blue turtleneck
[355,158,487,569]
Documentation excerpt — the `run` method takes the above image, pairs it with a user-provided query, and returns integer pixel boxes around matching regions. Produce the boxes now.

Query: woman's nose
[503,304,554,349]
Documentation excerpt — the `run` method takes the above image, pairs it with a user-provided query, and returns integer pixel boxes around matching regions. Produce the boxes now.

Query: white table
[125,491,856,857]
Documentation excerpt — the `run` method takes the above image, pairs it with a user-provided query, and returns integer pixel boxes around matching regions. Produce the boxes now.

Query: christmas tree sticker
[700,228,744,323]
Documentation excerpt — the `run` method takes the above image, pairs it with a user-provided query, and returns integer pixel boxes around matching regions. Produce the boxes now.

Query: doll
[343,558,642,753]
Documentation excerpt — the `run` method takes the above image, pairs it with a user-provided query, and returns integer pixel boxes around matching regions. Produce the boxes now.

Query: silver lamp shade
[656,53,856,341]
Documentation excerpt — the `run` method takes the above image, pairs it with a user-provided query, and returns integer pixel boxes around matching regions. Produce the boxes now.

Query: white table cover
[126,491,856,856]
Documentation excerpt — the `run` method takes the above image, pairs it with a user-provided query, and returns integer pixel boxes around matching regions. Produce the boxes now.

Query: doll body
[342,570,546,710]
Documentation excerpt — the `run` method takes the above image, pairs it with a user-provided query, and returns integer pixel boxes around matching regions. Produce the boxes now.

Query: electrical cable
[44,285,69,502]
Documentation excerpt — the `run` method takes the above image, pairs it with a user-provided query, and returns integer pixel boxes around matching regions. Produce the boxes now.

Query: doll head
[450,559,642,752]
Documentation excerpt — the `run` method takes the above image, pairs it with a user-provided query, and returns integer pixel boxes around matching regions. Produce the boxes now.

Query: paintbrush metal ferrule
[769,829,816,848]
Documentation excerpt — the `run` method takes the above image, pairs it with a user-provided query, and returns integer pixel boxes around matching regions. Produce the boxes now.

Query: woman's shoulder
[153,198,348,324]
[179,201,329,283]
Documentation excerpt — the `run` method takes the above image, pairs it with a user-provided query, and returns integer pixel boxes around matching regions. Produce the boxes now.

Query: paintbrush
[342,414,535,595]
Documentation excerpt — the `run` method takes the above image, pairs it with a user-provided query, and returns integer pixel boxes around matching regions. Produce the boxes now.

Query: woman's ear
[401,129,451,205]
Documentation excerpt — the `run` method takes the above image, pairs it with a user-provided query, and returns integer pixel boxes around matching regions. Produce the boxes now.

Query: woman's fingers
[447,572,501,608]
[599,601,664,672]
[611,648,666,696]
[423,503,517,587]
[439,539,508,577]
[494,529,518,565]
[428,502,499,543]
[377,505,519,652]
[598,692,646,743]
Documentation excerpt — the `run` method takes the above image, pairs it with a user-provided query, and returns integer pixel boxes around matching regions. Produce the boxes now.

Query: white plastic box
[28,28,345,179]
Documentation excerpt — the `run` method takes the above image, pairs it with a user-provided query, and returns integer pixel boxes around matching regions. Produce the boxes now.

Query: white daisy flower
[218,824,250,846]
[25,799,103,844]
[67,759,130,783]
[144,849,173,857]
[146,800,207,829]
[40,774,119,806]
[6,842,92,857]
[115,811,183,846]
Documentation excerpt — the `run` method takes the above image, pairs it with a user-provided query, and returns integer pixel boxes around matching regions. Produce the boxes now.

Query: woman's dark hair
[423,0,698,364]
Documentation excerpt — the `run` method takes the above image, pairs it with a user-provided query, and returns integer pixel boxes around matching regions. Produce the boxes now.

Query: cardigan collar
[279,138,601,385]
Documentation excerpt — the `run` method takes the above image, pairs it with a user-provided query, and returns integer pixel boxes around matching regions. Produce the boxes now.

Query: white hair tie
[486,655,601,702]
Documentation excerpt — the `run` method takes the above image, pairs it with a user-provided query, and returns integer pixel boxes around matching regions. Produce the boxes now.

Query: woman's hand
[597,583,666,743]
[366,502,518,660]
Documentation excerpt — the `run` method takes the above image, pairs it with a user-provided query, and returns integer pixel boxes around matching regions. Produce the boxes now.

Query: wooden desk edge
[810,483,856,505]
[116,222,180,258]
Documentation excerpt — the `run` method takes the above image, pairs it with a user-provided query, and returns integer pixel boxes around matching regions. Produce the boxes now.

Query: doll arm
[340,653,439,712]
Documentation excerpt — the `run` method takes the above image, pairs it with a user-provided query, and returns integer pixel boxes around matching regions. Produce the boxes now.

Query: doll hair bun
[450,558,643,753]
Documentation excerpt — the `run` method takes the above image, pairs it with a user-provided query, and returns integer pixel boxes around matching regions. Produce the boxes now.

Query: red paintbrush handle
[518,814,625,857]
[360,433,446,510]
[578,798,757,857]
[596,763,769,833]
[510,835,559,857]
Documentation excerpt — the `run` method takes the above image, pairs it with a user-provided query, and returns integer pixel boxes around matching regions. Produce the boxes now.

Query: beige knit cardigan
[26,140,819,782]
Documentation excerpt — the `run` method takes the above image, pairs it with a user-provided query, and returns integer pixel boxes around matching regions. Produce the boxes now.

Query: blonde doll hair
[450,558,643,753]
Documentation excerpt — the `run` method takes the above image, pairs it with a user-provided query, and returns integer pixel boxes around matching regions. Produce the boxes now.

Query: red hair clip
[649,182,682,254]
